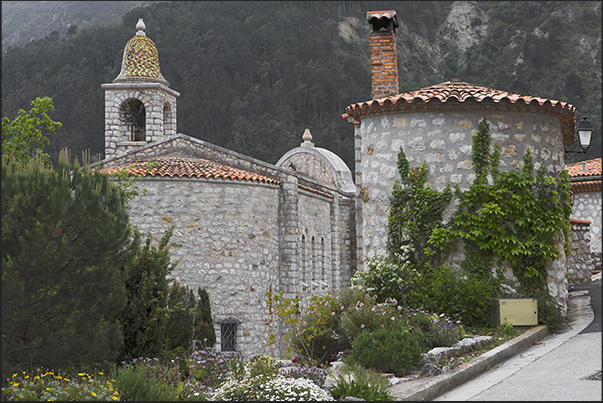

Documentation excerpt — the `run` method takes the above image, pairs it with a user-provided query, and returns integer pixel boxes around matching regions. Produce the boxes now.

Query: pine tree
[2,150,140,374]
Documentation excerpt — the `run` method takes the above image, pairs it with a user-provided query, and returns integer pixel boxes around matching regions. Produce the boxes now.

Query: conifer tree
[194,287,216,348]
[2,150,140,374]
[117,226,178,362]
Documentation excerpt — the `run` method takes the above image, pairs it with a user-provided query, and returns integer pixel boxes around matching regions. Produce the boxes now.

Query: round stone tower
[344,10,577,311]
[101,18,180,159]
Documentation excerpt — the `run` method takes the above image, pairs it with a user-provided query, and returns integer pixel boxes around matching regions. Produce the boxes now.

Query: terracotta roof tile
[101,157,280,184]
[344,78,576,144]
[565,158,602,194]
[565,157,602,178]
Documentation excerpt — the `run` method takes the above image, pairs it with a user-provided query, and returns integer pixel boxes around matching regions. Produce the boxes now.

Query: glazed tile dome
[113,18,169,85]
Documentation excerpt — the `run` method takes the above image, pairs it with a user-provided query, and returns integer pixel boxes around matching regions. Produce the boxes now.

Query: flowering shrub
[428,313,465,347]
[280,365,328,387]
[187,348,245,388]
[211,374,333,401]
[245,355,280,378]
[2,370,120,401]
[115,356,207,401]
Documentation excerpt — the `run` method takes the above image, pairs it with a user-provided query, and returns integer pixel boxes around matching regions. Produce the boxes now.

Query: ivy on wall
[429,118,572,296]
[377,117,572,328]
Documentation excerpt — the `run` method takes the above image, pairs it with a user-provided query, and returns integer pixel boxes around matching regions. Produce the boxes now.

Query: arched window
[122,99,146,141]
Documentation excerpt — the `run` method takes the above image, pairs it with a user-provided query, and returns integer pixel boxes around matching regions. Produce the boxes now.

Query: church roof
[343,78,577,145]
[101,157,280,184]
[113,18,169,85]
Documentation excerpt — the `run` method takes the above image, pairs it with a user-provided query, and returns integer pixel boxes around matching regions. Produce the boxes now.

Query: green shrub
[409,265,499,327]
[345,328,422,375]
[328,369,394,402]
[2,370,119,401]
[534,289,570,331]
[112,364,177,401]
[246,355,280,378]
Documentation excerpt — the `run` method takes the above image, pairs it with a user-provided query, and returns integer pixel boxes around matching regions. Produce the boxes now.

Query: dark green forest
[2,1,601,170]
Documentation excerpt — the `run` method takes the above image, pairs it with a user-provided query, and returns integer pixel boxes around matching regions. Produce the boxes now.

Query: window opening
[123,99,146,141]
[311,236,316,289]
[221,320,237,352]
[321,237,327,290]
[301,235,308,290]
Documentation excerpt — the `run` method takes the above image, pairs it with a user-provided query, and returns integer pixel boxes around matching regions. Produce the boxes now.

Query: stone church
[98,11,581,357]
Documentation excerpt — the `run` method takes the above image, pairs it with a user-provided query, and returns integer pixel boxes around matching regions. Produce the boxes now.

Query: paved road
[434,280,602,401]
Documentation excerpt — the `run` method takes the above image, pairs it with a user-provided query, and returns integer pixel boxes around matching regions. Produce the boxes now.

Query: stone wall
[128,176,282,357]
[354,108,569,310]
[116,136,359,357]
[567,219,593,284]
[571,191,602,255]
[102,82,179,159]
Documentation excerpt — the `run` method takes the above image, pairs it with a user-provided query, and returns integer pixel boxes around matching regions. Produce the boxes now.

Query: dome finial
[136,18,146,36]
[301,128,314,147]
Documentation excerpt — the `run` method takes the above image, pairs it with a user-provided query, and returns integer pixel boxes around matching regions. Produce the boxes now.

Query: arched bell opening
[122,99,146,141]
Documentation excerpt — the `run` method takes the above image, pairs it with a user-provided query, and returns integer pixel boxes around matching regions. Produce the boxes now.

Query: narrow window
[321,237,326,289]
[301,235,307,289]
[311,236,316,289]
[221,320,237,352]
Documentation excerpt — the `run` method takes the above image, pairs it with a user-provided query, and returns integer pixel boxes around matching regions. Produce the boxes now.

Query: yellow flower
[77,373,86,376]
[92,392,97,397]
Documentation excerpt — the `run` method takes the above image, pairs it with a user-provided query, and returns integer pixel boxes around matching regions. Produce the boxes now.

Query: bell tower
[101,18,180,159]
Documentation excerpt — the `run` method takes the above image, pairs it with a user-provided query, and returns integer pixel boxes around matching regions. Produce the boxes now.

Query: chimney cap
[366,10,399,31]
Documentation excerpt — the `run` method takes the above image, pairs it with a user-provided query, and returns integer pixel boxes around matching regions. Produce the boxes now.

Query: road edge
[401,325,550,401]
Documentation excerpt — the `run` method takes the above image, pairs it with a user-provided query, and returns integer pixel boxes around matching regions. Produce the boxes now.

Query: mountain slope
[1,1,601,169]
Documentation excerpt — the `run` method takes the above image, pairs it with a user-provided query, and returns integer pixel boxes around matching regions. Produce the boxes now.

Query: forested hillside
[2,1,601,170]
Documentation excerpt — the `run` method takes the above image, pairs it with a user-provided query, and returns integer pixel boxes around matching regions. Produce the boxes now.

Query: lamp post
[565,116,593,154]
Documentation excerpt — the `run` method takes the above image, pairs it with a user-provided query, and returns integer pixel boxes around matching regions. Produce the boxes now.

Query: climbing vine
[387,148,452,269]
[368,117,572,327]
[430,118,572,296]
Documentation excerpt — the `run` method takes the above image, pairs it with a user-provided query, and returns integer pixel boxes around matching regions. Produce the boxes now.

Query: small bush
[212,374,333,401]
[345,328,422,375]
[246,355,280,378]
[409,265,499,327]
[187,348,244,388]
[112,364,177,401]
[2,370,119,401]
[280,365,328,387]
[329,375,394,401]
[534,289,570,331]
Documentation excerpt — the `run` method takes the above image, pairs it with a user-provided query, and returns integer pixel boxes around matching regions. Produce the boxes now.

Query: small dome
[113,18,169,85]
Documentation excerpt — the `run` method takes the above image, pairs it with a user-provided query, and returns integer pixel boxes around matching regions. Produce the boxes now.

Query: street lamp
[566,116,593,154]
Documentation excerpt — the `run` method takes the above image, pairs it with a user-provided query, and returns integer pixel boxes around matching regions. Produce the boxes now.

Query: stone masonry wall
[297,190,336,302]
[355,108,568,310]
[127,177,281,357]
[571,192,602,254]
[103,83,178,159]
[567,220,593,284]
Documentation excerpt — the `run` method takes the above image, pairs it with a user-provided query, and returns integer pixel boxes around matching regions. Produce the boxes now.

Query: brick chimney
[367,10,399,99]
